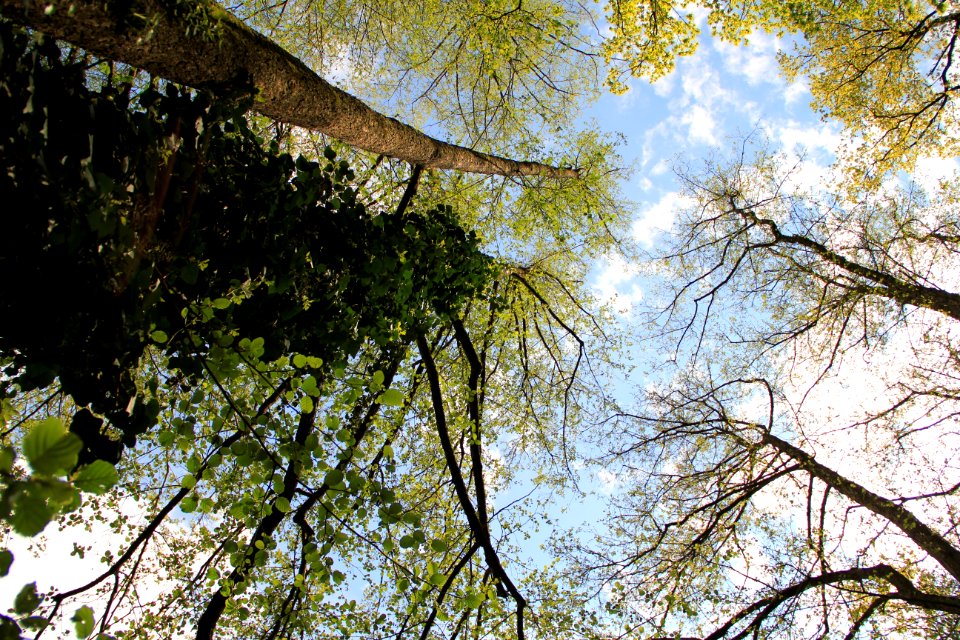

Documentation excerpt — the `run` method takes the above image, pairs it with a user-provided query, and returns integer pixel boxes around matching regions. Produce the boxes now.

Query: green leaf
[179,263,199,285]
[299,396,314,414]
[430,539,447,553]
[0,448,14,474]
[73,461,118,495]
[149,330,168,344]
[301,375,320,397]
[292,354,307,368]
[377,388,404,407]
[185,454,201,473]
[180,497,197,514]
[429,572,446,587]
[10,492,54,536]
[20,616,48,631]
[211,298,231,309]
[274,496,291,513]
[181,474,197,490]
[0,550,12,577]
[0,615,21,640]
[324,469,343,487]
[13,582,40,615]
[41,479,77,506]
[464,591,485,608]
[71,605,94,638]
[22,418,81,475]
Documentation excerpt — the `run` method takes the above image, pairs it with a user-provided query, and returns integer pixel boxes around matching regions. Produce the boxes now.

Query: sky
[589,28,832,315]
[576,18,960,638]
[493,17,851,615]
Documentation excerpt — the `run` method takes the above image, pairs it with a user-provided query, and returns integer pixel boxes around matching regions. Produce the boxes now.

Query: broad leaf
[73,461,118,495]
[22,418,81,476]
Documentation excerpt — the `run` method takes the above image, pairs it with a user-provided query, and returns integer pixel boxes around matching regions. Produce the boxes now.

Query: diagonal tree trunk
[763,431,960,584]
[0,0,579,179]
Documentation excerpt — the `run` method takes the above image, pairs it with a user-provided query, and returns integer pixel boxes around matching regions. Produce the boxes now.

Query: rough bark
[0,0,580,179]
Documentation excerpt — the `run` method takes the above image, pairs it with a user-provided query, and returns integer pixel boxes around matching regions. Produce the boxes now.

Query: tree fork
[0,0,580,179]
[738,377,960,584]
[735,202,960,321]
[195,406,319,640]
[196,349,405,639]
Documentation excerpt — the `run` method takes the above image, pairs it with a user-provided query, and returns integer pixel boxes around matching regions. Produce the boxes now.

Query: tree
[0,0,580,178]
[231,0,607,150]
[568,68,960,640]
[580,374,960,639]
[647,140,959,354]
[0,7,627,638]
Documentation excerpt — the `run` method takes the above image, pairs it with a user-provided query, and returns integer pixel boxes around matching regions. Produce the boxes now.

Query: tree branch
[416,333,527,640]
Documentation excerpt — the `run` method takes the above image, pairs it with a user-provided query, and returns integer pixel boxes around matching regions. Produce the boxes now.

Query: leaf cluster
[0,22,491,461]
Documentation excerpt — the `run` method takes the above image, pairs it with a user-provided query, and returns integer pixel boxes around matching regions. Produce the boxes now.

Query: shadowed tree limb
[416,333,527,640]
[703,564,960,640]
[732,201,960,321]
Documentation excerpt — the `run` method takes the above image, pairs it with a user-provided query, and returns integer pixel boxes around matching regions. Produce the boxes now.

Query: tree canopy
[603,0,960,177]
[2,0,960,639]
[0,1,627,637]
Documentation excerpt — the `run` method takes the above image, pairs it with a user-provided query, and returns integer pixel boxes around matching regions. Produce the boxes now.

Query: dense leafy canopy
[0,21,490,457]
[0,0,631,634]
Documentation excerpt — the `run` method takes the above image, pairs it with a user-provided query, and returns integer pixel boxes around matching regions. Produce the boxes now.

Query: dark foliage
[0,23,491,461]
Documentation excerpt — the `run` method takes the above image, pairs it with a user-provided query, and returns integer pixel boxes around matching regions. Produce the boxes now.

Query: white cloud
[593,253,644,314]
[681,104,720,146]
[783,79,809,106]
[596,468,622,495]
[679,61,728,106]
[650,159,670,176]
[633,191,693,246]
[913,154,960,192]
[764,121,844,193]
[775,122,842,158]
[714,32,783,86]
[653,73,676,98]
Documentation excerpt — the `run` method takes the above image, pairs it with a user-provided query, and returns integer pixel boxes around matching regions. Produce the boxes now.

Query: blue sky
[482,20,838,588]
[588,28,838,315]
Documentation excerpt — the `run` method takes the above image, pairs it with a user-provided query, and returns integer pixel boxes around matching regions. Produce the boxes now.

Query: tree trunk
[763,432,960,584]
[0,0,579,179]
